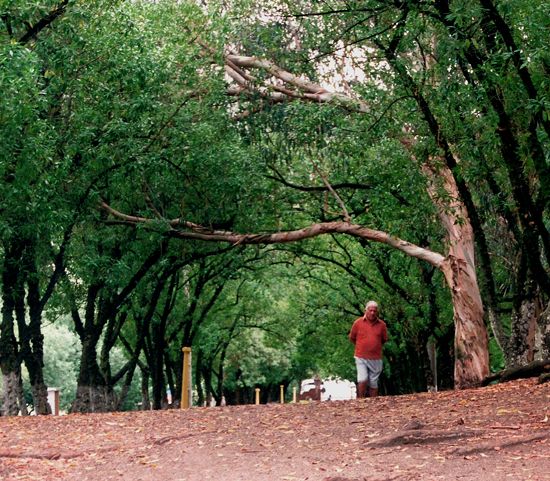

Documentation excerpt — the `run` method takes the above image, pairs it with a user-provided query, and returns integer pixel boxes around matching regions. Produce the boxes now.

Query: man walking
[349,301,388,398]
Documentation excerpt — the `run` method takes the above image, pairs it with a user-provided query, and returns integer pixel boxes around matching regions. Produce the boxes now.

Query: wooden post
[280,385,284,404]
[181,347,192,409]
[255,388,260,405]
[292,386,297,403]
[47,388,60,415]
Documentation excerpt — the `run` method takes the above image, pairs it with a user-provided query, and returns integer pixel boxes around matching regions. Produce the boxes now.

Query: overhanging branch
[100,201,445,269]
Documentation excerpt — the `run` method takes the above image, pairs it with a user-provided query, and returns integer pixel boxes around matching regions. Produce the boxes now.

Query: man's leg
[355,357,369,398]
[366,359,383,398]
[357,381,368,398]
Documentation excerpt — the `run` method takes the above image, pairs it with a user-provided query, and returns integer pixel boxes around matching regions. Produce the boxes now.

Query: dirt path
[1,379,548,480]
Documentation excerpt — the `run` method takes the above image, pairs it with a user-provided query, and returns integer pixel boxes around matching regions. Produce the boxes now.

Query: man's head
[364,301,379,321]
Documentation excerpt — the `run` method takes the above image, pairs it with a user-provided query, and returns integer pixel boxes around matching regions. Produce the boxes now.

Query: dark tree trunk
[1,243,25,415]
[140,366,151,411]
[536,304,550,360]
[195,349,205,407]
[71,337,115,413]
[23,249,50,415]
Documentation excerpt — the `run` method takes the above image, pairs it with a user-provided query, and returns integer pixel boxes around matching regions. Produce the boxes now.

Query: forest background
[0,0,549,415]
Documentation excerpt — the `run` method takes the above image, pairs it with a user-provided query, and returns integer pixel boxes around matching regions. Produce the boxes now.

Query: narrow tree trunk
[141,367,151,410]
[536,304,550,360]
[21,316,50,415]
[115,361,137,411]
[22,242,50,415]
[30,382,50,415]
[195,349,205,407]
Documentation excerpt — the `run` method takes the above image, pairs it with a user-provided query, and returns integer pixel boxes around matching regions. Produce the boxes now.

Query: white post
[47,388,60,415]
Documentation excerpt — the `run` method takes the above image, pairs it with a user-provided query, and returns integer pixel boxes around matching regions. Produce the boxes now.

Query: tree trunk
[440,255,489,388]
[29,382,50,415]
[195,349,205,407]
[141,367,151,410]
[1,370,24,416]
[536,304,550,360]
[423,161,489,388]
[1,244,25,416]
[22,242,50,415]
[508,298,539,367]
[71,339,114,413]
[115,361,137,411]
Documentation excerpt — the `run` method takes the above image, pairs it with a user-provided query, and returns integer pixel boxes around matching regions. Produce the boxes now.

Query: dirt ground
[0,378,548,481]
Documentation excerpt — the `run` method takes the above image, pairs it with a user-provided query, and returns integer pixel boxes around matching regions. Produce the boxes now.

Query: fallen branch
[481,359,550,386]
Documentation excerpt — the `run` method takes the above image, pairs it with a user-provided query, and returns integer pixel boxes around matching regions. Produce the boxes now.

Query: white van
[299,377,356,401]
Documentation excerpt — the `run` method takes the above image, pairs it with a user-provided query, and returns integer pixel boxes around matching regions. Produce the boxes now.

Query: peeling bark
[422,162,489,388]
[440,255,489,388]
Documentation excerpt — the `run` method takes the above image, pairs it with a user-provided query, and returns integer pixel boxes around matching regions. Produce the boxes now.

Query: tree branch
[100,201,445,268]
[18,0,69,45]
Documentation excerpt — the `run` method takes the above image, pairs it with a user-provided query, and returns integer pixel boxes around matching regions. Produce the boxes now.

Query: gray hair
[365,300,378,310]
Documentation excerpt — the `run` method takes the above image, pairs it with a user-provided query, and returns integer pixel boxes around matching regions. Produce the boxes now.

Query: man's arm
[349,321,357,344]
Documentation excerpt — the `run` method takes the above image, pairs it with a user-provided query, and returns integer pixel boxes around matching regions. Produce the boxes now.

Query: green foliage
[42,322,80,412]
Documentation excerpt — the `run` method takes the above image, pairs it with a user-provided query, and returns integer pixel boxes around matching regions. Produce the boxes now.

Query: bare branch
[226,54,370,113]
[100,202,445,268]
[311,159,351,222]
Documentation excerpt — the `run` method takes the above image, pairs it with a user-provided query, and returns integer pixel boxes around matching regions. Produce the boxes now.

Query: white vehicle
[299,377,356,401]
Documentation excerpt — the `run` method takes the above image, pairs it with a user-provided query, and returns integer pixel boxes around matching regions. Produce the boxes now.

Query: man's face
[365,305,378,321]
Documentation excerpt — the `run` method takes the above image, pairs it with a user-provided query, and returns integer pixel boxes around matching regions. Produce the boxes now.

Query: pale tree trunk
[440,256,489,388]
[423,161,489,388]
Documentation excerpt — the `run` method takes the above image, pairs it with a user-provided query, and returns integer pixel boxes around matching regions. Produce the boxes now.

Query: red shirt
[349,316,388,360]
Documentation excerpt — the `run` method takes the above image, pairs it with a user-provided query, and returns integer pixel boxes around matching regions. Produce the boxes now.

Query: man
[349,301,388,398]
